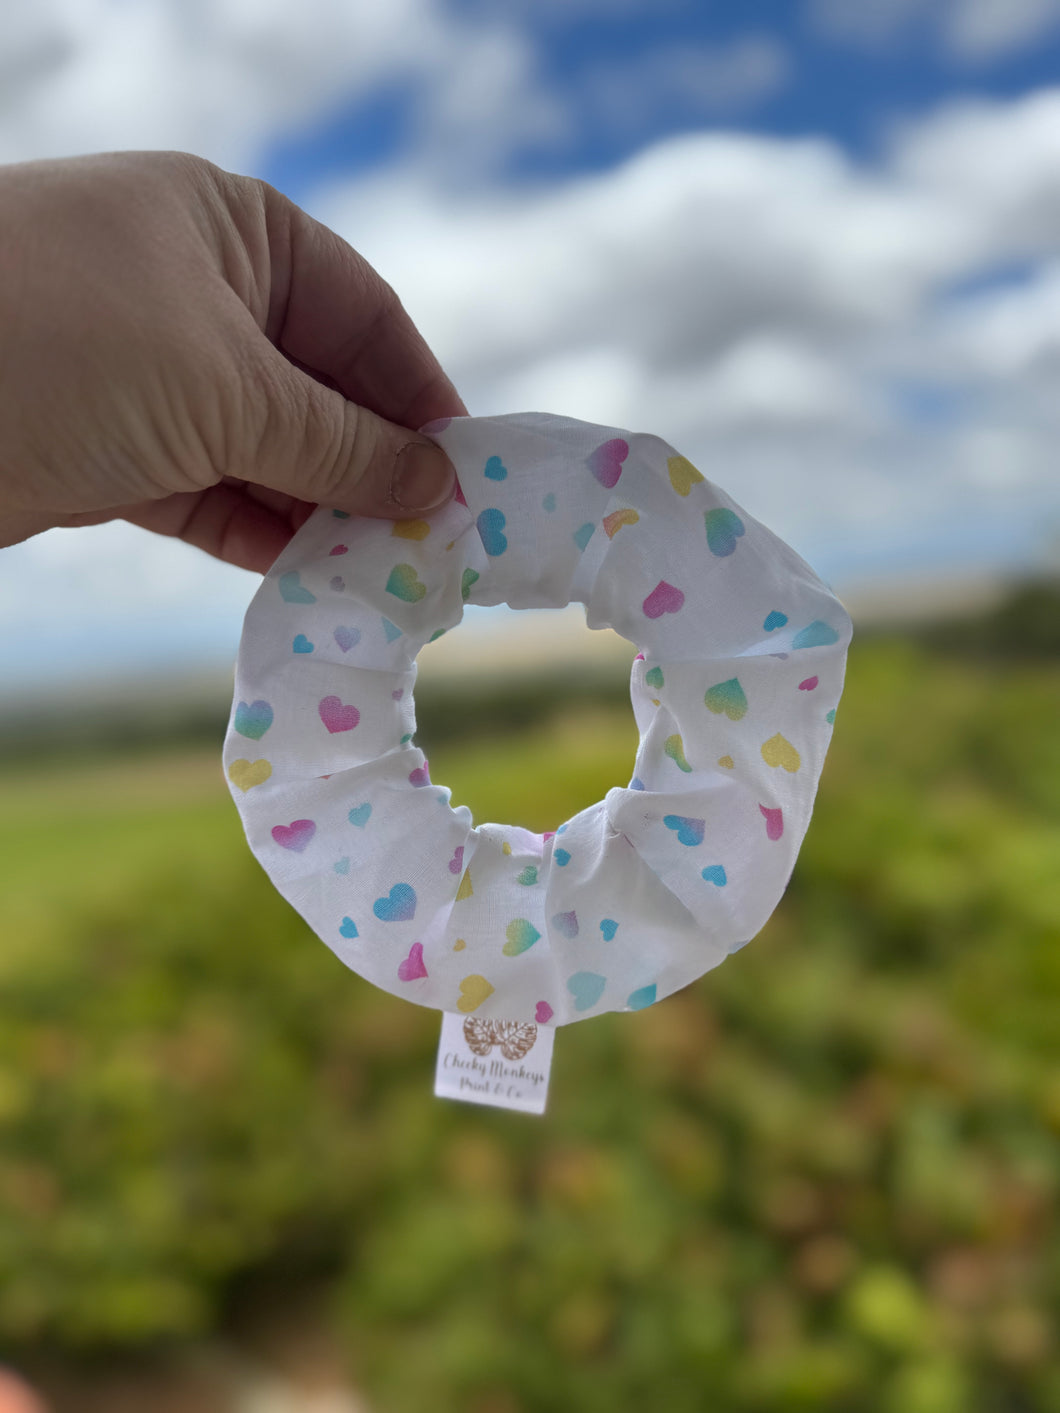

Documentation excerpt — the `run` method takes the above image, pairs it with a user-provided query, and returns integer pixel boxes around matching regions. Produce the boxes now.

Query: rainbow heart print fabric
[225,413,851,1026]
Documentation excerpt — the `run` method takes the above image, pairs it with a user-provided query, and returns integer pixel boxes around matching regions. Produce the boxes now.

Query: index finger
[259,184,467,431]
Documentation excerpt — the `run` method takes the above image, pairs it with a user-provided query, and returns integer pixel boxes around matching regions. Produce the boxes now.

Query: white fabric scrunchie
[225,413,850,1026]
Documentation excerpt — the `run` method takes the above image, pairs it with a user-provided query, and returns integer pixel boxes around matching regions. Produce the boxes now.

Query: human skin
[0,1370,46,1413]
[0,151,464,572]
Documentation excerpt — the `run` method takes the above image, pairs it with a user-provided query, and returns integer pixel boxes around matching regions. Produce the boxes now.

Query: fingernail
[392,442,456,511]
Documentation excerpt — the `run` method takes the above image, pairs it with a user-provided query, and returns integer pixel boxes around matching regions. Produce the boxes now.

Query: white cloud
[312,95,1060,579]
[809,0,1060,61]
[579,35,790,133]
[3,6,1060,688]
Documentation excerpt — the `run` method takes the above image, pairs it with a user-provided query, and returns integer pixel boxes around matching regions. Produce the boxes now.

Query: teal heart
[701,865,727,887]
[516,865,538,886]
[293,634,314,654]
[234,699,273,740]
[332,510,350,519]
[793,619,840,649]
[477,508,508,556]
[542,492,556,512]
[279,571,316,604]
[373,883,417,922]
[664,814,705,847]
[763,610,788,632]
[704,677,748,721]
[704,507,745,558]
[504,918,541,956]
[334,857,350,874]
[339,917,358,938]
[484,455,508,481]
[826,708,836,724]
[573,522,595,551]
[348,803,372,828]
[627,983,656,1011]
[567,971,606,1012]
[644,666,664,689]
[382,617,402,643]
[600,918,618,941]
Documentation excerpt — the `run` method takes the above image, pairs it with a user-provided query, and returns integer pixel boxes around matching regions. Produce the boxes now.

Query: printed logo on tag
[435,1012,554,1115]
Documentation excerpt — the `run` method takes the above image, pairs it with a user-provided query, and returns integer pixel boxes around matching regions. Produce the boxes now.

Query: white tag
[434,1012,554,1115]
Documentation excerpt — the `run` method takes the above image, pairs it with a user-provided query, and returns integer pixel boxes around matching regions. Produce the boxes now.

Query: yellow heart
[761,734,801,773]
[667,455,705,497]
[502,841,512,856]
[453,937,466,952]
[392,519,431,541]
[456,868,473,901]
[228,758,272,792]
[457,974,494,1013]
[602,507,640,539]
[718,755,734,770]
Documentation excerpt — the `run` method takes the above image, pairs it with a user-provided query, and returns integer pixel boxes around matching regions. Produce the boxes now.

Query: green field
[0,629,1058,1412]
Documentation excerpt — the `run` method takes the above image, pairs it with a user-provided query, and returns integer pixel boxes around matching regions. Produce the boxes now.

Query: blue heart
[704,508,745,558]
[567,971,606,1012]
[701,865,727,887]
[373,883,417,922]
[348,803,372,828]
[334,857,350,875]
[279,571,316,604]
[542,492,556,512]
[763,610,788,631]
[382,617,403,643]
[793,619,840,649]
[664,813,705,847]
[554,848,571,867]
[600,918,618,941]
[293,634,314,654]
[629,777,645,791]
[477,507,508,557]
[339,916,358,938]
[627,983,656,1011]
[573,522,595,551]
[234,699,273,740]
[484,455,508,481]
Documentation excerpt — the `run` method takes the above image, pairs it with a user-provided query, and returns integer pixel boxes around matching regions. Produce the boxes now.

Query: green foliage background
[0,614,1058,1411]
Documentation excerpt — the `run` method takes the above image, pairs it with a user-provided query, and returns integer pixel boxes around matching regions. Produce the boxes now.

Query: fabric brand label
[434,1011,554,1115]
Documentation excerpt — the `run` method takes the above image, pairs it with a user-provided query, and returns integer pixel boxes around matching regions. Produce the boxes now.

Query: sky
[3,0,1060,692]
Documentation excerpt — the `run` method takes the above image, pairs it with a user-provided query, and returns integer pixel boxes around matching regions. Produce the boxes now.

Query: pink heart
[798,676,819,691]
[397,942,427,982]
[535,1001,554,1024]
[333,626,360,652]
[586,438,629,489]
[392,688,404,700]
[759,805,784,841]
[329,544,348,556]
[271,819,316,852]
[448,845,464,875]
[318,695,360,733]
[409,761,431,788]
[329,575,345,592]
[643,580,685,619]
[453,481,468,506]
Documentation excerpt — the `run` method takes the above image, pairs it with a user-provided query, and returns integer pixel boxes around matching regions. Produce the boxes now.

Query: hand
[0,151,464,571]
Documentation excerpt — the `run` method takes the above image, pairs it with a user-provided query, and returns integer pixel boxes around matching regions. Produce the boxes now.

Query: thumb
[240,344,457,517]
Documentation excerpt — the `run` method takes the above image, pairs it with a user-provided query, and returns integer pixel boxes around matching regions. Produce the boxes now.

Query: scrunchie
[225,413,850,1026]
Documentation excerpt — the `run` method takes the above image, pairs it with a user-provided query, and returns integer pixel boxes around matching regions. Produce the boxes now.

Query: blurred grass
[0,628,1058,1412]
